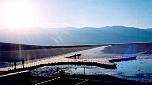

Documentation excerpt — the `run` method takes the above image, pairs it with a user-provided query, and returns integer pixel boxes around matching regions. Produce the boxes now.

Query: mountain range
[0,26,152,45]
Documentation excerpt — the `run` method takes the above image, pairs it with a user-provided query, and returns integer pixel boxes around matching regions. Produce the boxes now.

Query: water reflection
[31,65,114,77]
[31,58,152,82]
[116,59,152,82]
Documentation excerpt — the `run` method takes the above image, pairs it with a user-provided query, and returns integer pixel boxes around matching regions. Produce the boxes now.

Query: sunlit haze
[0,0,38,29]
[0,0,152,29]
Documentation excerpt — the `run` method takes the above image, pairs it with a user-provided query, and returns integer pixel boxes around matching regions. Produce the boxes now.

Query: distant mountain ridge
[0,26,152,45]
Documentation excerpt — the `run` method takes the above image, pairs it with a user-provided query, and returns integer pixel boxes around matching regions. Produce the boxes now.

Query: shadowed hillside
[0,42,98,62]
[102,42,152,54]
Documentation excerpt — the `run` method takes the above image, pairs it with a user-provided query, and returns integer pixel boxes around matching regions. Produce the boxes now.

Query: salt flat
[0,45,119,71]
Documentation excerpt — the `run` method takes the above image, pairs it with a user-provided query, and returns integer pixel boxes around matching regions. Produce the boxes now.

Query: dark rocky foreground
[0,70,151,85]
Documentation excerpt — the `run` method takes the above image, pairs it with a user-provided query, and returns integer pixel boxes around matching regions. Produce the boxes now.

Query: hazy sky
[0,0,152,29]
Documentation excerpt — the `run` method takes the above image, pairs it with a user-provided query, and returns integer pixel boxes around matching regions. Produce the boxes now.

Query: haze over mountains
[0,26,152,46]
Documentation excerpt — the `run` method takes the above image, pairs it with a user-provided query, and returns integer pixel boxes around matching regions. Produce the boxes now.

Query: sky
[0,0,152,29]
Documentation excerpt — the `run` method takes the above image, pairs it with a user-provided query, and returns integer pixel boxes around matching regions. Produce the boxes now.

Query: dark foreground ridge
[0,69,151,85]
[0,61,116,75]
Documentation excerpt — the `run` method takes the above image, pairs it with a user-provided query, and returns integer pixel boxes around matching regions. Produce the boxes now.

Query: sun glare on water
[1,0,37,29]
